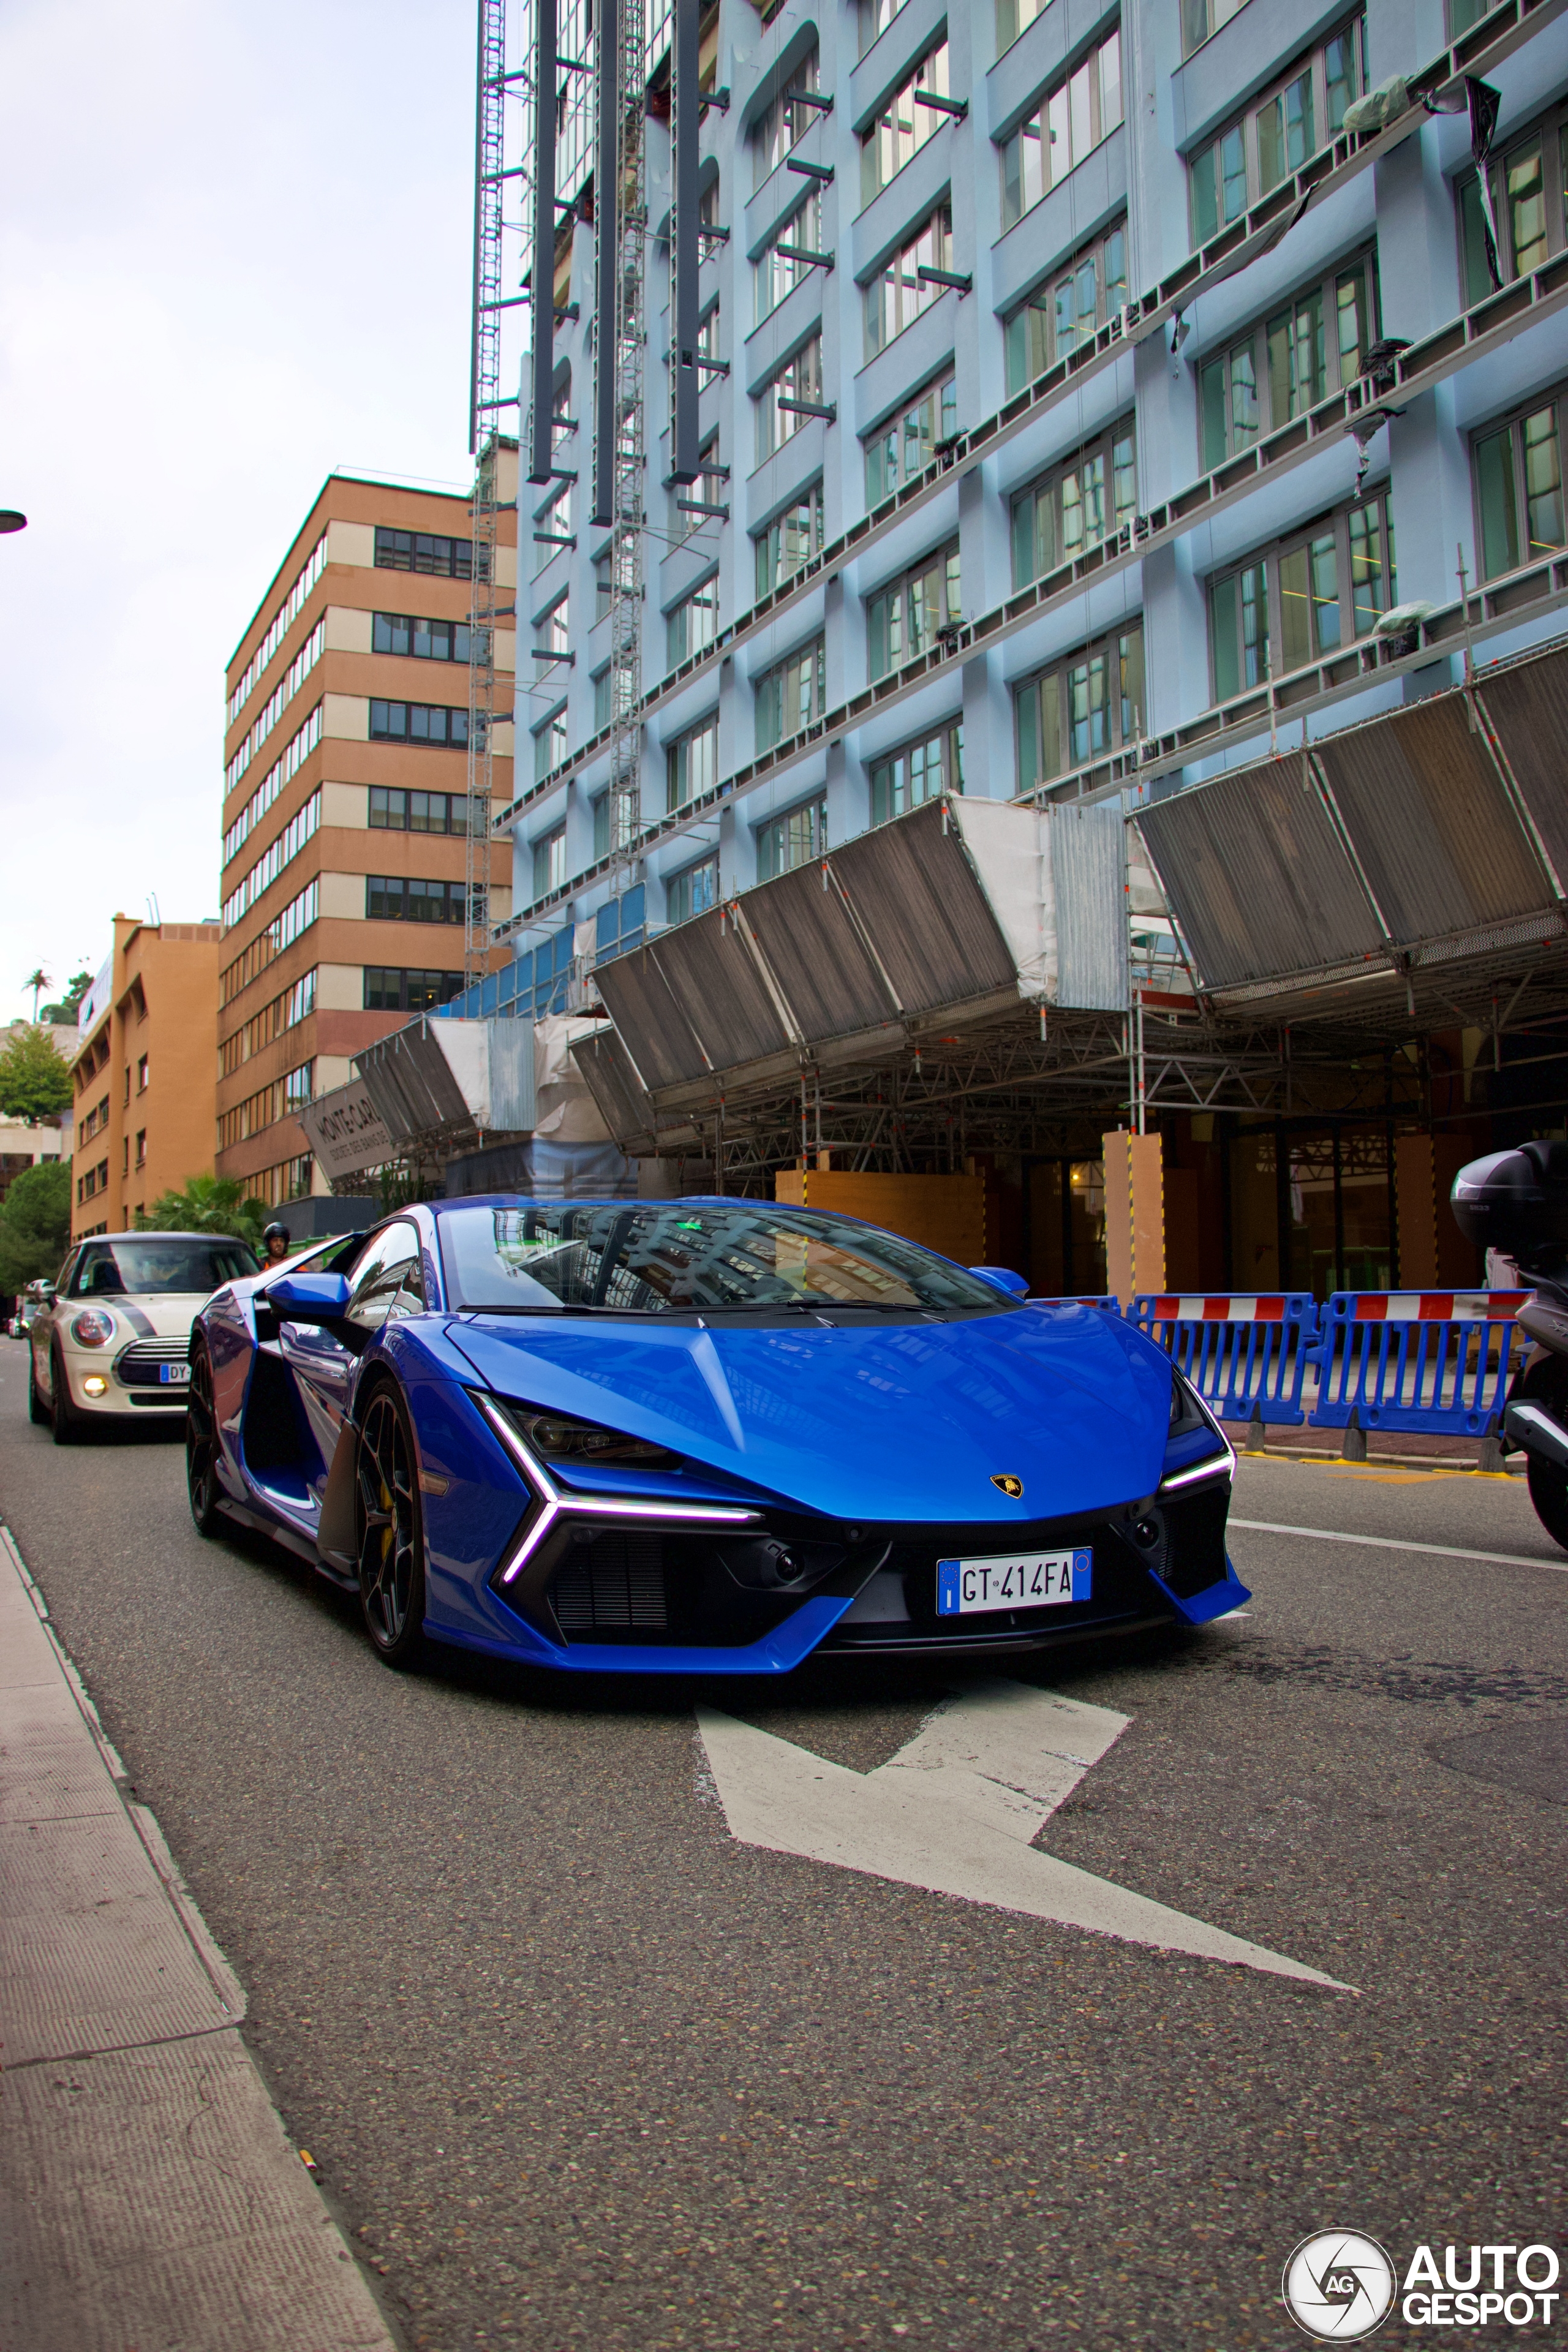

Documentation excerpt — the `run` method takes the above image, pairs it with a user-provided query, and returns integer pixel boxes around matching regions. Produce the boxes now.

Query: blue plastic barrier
[1130,1294,1321,1426]
[1305,1290,1531,1439]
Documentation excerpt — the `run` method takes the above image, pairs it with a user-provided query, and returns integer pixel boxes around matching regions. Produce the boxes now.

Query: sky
[0,0,522,1028]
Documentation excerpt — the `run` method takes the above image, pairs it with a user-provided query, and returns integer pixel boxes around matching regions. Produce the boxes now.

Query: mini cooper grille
[114,1340,190,1387]
[551,1534,668,1633]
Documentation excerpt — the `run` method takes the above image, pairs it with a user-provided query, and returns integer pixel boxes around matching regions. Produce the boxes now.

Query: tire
[186,1343,225,1536]
[354,1383,428,1668]
[50,1346,80,1446]
[28,1349,49,1425]
[1515,1353,1568,1555]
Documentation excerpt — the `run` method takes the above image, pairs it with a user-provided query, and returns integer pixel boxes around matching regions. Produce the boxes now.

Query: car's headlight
[1161,1368,1234,1489]
[499,1400,681,1469]
[72,1310,116,1349]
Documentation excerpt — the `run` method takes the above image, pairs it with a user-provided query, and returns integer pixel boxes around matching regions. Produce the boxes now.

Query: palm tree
[24,968,49,1021]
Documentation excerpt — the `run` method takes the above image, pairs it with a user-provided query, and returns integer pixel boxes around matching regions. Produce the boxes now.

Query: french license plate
[936,1548,1091,1616]
[160,1363,191,1385]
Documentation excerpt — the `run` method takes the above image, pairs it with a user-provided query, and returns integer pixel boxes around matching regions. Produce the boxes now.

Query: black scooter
[1452,1139,1568,1552]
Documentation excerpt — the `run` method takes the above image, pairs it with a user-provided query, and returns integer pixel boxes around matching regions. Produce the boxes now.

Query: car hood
[445,1303,1170,1521]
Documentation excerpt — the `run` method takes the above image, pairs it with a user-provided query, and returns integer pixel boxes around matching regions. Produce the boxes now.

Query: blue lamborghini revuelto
[186,1197,1246,1673]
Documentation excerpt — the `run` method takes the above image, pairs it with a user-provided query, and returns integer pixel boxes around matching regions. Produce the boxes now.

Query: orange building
[69,921,224,1240]
[215,462,516,1206]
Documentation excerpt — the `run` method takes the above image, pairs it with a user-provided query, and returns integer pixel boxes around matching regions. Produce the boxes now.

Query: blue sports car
[186,1197,1246,1674]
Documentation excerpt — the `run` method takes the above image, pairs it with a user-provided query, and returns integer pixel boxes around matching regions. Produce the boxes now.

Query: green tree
[0,1024,73,1123]
[0,1162,72,1292]
[39,970,92,1023]
[24,968,49,1020]
[137,1173,270,1245]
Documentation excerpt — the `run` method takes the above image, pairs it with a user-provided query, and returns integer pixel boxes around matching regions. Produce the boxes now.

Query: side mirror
[969,1264,1030,1300]
[266,1271,352,1324]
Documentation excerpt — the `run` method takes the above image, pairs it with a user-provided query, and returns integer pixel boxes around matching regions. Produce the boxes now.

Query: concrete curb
[0,1520,399,2352]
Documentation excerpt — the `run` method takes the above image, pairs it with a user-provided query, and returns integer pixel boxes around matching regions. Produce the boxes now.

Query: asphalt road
[1,1351,1564,2352]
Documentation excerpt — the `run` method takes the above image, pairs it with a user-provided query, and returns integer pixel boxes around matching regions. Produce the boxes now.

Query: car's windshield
[439,1201,1011,1317]
[68,1238,259,1298]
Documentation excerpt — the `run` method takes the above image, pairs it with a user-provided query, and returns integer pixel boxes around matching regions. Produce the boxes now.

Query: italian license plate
[160,1363,190,1385]
[936,1548,1091,1616]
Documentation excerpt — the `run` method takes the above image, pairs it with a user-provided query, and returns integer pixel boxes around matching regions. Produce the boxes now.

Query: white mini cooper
[29,1231,258,1443]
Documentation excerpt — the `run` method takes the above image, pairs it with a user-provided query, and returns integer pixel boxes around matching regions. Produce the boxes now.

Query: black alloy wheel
[28,1347,49,1425]
[50,1345,79,1446]
[355,1384,427,1667]
[186,1344,224,1536]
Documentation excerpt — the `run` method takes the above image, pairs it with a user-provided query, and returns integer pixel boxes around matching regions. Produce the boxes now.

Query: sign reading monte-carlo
[296,1080,395,1182]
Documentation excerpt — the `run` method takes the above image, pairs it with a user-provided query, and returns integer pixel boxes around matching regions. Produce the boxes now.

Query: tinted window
[69,1239,258,1297]
[345,1222,423,1331]
[439,1202,1011,1316]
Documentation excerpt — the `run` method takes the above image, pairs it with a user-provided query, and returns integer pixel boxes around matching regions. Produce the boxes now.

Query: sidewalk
[0,1521,398,2352]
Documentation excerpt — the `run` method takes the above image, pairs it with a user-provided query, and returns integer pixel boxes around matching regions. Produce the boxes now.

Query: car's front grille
[551,1534,669,1633]
[115,1339,189,1388]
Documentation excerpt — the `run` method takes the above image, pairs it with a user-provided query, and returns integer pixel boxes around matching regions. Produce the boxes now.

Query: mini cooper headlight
[502,1402,681,1469]
[71,1309,116,1349]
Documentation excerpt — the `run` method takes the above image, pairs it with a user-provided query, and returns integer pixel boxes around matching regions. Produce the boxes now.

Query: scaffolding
[598,0,649,881]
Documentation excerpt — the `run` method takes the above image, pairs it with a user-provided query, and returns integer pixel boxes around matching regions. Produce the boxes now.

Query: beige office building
[216,464,516,1205]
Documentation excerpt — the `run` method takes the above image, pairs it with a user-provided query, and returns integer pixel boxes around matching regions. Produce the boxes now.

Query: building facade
[442,0,1568,1292]
[215,467,518,1207]
[69,922,222,1240]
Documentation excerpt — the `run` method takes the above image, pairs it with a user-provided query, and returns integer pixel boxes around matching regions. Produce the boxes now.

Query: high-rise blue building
[442,0,1568,1291]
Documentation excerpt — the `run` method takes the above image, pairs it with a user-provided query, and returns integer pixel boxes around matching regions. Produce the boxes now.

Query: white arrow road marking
[698,1681,1351,1989]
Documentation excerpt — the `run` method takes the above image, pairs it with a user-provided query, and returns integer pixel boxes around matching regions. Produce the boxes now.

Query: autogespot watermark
[1282,2234,1562,2340]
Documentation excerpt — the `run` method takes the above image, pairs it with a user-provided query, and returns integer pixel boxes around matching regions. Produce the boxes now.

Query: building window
[532,478,573,574]
[532,826,568,900]
[756,638,827,752]
[1199,254,1378,469]
[1016,626,1145,790]
[870,721,963,823]
[364,968,465,1013]
[1189,17,1365,247]
[1180,0,1247,57]
[366,876,474,924]
[137,1055,149,1092]
[668,575,720,666]
[865,374,956,505]
[1473,390,1568,580]
[369,786,478,834]
[538,595,570,659]
[667,714,720,809]
[368,699,470,748]
[756,192,826,323]
[219,880,319,1006]
[283,1061,314,1114]
[755,483,826,595]
[134,1129,146,1168]
[754,55,822,187]
[865,207,954,358]
[227,534,327,725]
[861,0,911,47]
[757,336,826,461]
[997,0,1047,51]
[1208,490,1396,699]
[861,39,951,205]
[373,526,476,579]
[676,431,722,544]
[667,854,720,926]
[757,796,827,880]
[1000,28,1123,232]
[534,705,569,780]
[1003,221,1129,396]
[372,612,471,662]
[868,542,961,679]
[1011,420,1136,590]
[1458,98,1568,306]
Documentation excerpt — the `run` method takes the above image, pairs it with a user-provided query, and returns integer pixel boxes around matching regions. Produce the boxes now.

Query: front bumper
[469,1471,1245,1675]
[58,1339,190,1415]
